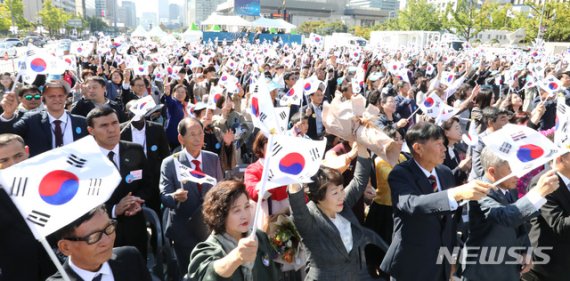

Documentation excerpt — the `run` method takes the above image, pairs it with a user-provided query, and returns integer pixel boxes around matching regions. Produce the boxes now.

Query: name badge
[126,169,143,183]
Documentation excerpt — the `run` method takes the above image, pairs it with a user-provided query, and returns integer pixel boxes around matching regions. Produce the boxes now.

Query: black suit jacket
[0,190,55,281]
[71,99,127,123]
[302,103,324,140]
[120,121,170,214]
[0,111,88,157]
[523,175,570,281]
[381,159,459,281]
[46,246,151,281]
[105,141,151,258]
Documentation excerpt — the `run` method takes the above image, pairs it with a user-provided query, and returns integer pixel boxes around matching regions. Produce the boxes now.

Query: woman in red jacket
[244,132,289,227]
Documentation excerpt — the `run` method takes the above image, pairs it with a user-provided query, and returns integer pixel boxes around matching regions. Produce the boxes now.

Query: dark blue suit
[160,150,223,275]
[0,111,88,157]
[381,160,459,281]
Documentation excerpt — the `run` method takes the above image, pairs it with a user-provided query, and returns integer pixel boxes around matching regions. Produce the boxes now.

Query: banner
[235,0,260,16]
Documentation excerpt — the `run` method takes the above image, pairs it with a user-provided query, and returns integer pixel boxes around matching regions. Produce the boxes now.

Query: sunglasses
[24,94,42,101]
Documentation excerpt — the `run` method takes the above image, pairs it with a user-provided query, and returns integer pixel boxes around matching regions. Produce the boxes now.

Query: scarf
[214,232,254,281]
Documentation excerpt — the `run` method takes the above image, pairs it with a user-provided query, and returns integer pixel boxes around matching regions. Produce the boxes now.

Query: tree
[297,20,347,35]
[38,0,72,35]
[441,0,482,41]
[0,4,11,32]
[397,0,442,31]
[4,0,29,29]
[86,16,109,33]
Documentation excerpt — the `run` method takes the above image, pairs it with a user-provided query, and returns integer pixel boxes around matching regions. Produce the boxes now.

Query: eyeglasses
[133,84,146,88]
[63,220,117,245]
[24,94,41,101]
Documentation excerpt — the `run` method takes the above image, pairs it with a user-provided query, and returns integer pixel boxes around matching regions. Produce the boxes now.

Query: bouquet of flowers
[267,214,306,270]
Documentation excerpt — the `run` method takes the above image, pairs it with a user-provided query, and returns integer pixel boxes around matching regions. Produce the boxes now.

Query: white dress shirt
[130,123,147,155]
[414,160,459,211]
[47,111,74,148]
[68,257,114,281]
[183,149,202,170]
[330,214,353,253]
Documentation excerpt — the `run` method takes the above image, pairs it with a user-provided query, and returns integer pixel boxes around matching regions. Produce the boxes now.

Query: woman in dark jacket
[188,180,279,281]
[288,146,387,281]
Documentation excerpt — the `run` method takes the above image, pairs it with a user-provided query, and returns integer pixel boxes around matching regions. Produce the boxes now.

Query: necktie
[53,120,63,147]
[192,159,203,194]
[92,273,103,281]
[428,175,438,192]
[505,191,515,204]
[107,151,117,168]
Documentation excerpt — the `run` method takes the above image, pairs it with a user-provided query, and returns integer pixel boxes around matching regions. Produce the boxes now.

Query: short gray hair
[480,146,508,171]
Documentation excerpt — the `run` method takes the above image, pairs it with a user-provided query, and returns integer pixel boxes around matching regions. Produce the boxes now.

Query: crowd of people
[0,34,569,281]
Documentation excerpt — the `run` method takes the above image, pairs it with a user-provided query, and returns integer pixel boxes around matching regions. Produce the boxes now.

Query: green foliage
[0,4,11,32]
[298,20,348,35]
[4,0,29,28]
[38,0,73,35]
[86,16,109,33]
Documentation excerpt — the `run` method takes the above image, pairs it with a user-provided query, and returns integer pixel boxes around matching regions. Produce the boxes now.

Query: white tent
[148,26,167,37]
[131,25,148,38]
[200,14,251,27]
[182,29,203,43]
[251,17,296,29]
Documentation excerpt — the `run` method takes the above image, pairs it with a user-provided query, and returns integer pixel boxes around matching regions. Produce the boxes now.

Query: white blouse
[330,213,353,253]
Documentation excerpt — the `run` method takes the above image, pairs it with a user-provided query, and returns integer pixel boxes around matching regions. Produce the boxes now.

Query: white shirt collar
[99,143,119,157]
[557,172,570,190]
[183,148,202,167]
[68,257,113,281]
[414,160,436,178]
[47,111,69,124]
[130,122,146,133]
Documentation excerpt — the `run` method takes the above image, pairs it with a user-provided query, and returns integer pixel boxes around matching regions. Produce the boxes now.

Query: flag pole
[39,237,72,281]
[458,173,511,207]
[250,134,274,239]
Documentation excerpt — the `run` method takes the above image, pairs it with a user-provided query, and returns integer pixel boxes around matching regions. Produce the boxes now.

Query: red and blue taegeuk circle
[38,170,80,205]
[548,82,559,90]
[251,97,260,117]
[424,97,434,107]
[279,153,305,175]
[516,144,544,163]
[30,58,47,72]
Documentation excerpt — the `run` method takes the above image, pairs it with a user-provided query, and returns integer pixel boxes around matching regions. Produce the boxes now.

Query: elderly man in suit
[0,134,56,280]
[381,122,493,281]
[120,100,170,216]
[468,107,510,181]
[522,152,570,281]
[303,82,326,140]
[160,117,223,276]
[47,205,151,281]
[87,105,151,259]
[0,80,88,157]
[461,147,559,281]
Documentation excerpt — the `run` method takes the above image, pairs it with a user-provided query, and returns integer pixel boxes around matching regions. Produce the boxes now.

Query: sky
[120,0,184,17]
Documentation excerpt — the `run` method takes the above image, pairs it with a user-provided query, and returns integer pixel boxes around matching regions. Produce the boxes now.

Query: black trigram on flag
[272,143,283,157]
[27,210,50,227]
[499,142,513,154]
[309,148,320,161]
[88,178,102,196]
[510,131,527,142]
[559,104,567,115]
[10,177,28,197]
[279,111,287,120]
[267,169,275,181]
[67,154,87,168]
[259,112,268,122]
